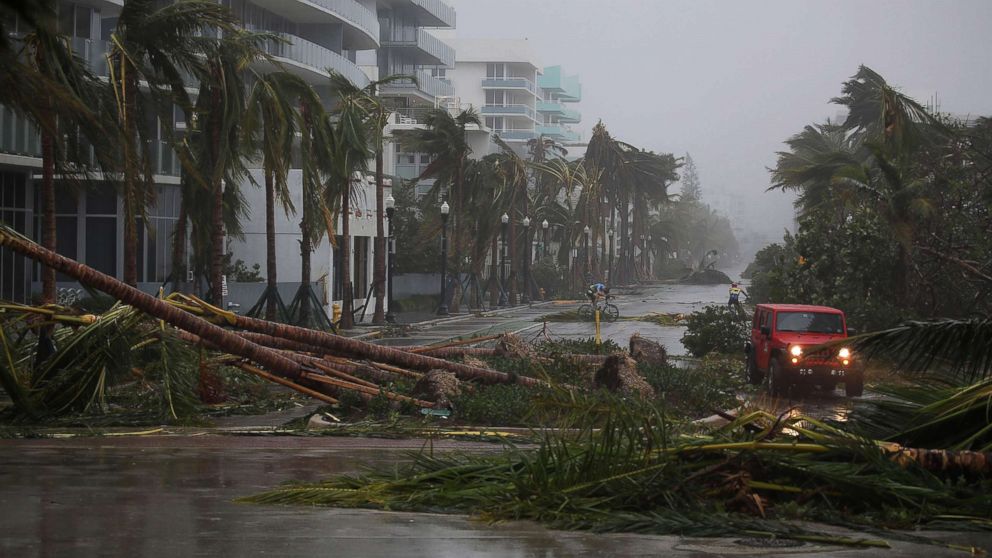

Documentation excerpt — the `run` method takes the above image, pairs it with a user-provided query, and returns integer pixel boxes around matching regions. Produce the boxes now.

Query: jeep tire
[768,359,787,397]
[746,354,763,385]
[845,373,864,397]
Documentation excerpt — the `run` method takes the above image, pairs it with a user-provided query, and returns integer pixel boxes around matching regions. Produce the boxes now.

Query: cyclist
[586,282,610,305]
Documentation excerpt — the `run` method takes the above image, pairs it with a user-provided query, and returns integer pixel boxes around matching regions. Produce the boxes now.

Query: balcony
[0,108,41,158]
[481,77,537,96]
[536,100,565,115]
[537,125,580,143]
[538,66,581,102]
[380,28,455,67]
[261,33,369,87]
[380,69,454,103]
[408,0,456,28]
[559,108,582,124]
[481,104,536,121]
[248,0,379,50]
[493,129,537,142]
[70,37,109,77]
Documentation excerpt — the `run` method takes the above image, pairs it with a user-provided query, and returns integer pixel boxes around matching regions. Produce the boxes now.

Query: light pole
[438,201,450,316]
[522,216,531,304]
[384,193,396,323]
[541,219,549,259]
[583,225,591,281]
[499,213,509,307]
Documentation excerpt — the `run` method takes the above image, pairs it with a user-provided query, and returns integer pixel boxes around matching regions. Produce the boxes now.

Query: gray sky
[453,0,992,245]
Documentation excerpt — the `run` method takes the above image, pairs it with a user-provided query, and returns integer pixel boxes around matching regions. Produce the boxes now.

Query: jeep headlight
[790,345,803,357]
[838,347,851,359]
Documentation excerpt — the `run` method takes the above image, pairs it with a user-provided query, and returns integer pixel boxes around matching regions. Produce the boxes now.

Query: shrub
[681,305,749,357]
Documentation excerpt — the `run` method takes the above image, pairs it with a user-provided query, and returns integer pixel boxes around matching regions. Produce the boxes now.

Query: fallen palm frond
[850,317,992,382]
[242,391,991,551]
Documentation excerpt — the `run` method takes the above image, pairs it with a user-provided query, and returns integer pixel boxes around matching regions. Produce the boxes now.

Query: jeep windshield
[775,312,844,334]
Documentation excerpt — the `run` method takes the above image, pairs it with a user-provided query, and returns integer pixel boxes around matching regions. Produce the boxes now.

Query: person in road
[728,282,748,311]
[586,282,609,305]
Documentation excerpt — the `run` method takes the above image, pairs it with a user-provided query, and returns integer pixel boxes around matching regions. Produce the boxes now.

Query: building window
[486,63,506,79]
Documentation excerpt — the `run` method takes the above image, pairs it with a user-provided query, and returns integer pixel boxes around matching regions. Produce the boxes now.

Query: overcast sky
[452,0,992,244]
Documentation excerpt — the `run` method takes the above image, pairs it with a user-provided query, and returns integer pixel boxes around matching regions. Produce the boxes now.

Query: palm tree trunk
[299,217,311,324]
[171,194,188,291]
[509,214,518,305]
[208,85,225,306]
[0,225,304,379]
[122,71,140,288]
[489,235,499,308]
[340,185,354,329]
[454,158,464,274]
[372,148,385,324]
[265,168,277,321]
[40,120,56,304]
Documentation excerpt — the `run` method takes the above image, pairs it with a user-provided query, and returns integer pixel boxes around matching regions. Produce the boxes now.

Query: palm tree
[242,72,316,321]
[394,108,482,278]
[191,30,272,305]
[20,15,111,304]
[106,0,238,286]
[320,73,410,323]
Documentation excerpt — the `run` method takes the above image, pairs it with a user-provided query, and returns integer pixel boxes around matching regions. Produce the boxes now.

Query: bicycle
[577,295,619,323]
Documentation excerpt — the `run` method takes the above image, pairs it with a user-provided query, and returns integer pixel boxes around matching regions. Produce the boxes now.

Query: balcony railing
[265,33,369,87]
[0,107,41,158]
[536,100,565,115]
[481,77,537,96]
[310,0,379,43]
[537,125,580,142]
[380,28,455,67]
[493,129,537,141]
[70,37,109,76]
[559,108,582,123]
[382,69,454,101]
[409,0,456,27]
[481,104,536,121]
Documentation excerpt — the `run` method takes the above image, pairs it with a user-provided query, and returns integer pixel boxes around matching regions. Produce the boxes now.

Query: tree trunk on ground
[40,119,56,304]
[340,185,354,329]
[372,148,385,324]
[265,168,277,321]
[0,226,304,379]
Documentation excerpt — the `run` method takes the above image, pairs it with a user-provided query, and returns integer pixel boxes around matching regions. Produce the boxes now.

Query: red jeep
[744,304,863,397]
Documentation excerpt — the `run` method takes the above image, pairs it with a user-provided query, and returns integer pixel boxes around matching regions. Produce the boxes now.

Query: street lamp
[522,216,531,304]
[583,225,591,280]
[499,213,509,307]
[384,192,396,323]
[541,219,549,259]
[438,201,450,316]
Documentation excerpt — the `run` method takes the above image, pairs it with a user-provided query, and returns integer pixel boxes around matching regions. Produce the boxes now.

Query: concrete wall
[393,272,441,298]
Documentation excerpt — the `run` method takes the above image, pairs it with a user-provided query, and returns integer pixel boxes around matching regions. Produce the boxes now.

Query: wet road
[1,437,986,557]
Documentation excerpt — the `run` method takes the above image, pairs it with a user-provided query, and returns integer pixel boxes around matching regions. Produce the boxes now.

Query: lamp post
[522,216,531,304]
[583,225,591,280]
[384,192,396,323]
[541,219,549,259]
[498,213,509,307]
[438,201,450,316]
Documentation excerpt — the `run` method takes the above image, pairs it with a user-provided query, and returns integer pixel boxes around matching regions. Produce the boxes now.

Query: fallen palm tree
[242,391,992,551]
